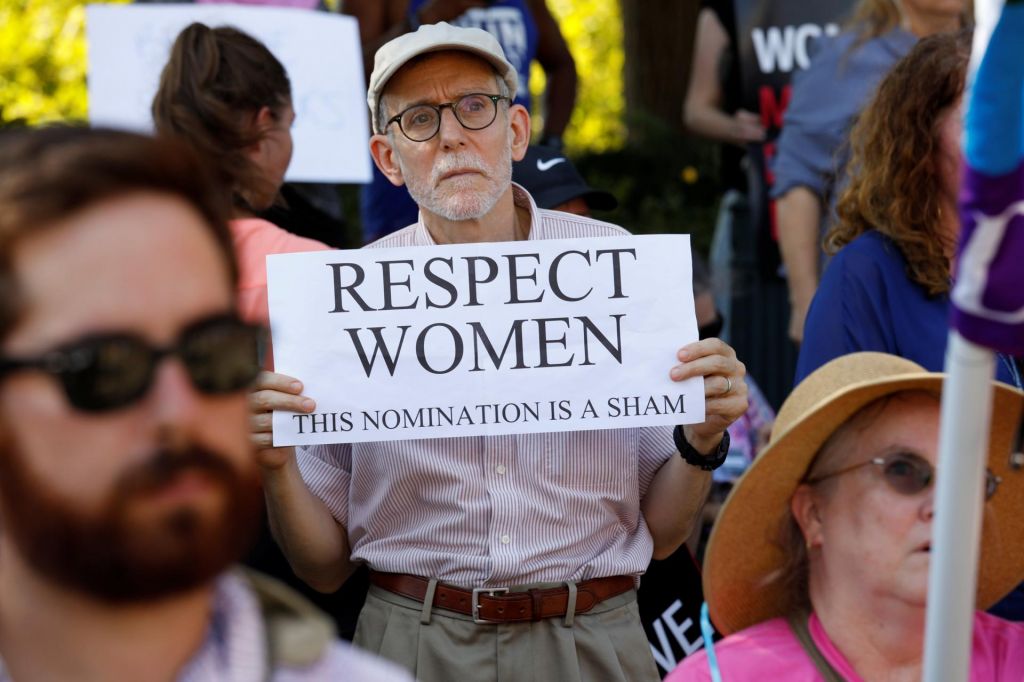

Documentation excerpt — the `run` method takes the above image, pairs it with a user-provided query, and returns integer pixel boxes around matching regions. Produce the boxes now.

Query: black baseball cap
[513,146,618,212]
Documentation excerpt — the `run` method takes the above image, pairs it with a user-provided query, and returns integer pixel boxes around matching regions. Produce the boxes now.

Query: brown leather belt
[369,571,635,624]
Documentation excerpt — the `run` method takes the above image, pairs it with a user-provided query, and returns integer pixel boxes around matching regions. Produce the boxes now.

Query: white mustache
[431,154,490,186]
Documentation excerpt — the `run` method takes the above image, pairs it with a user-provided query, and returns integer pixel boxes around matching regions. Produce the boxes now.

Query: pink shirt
[229,218,329,371]
[668,611,1024,681]
[229,217,329,327]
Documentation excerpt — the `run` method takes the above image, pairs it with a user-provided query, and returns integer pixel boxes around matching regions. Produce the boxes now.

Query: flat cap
[367,22,518,134]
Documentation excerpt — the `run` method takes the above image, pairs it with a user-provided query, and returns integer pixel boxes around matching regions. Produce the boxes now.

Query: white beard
[400,142,513,222]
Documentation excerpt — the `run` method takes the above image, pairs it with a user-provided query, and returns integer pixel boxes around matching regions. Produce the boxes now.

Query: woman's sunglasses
[804,451,1002,501]
[0,314,263,413]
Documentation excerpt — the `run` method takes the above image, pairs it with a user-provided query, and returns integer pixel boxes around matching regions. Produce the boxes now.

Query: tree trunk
[619,0,700,141]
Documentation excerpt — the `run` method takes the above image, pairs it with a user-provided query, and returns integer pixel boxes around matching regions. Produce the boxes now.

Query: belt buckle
[471,586,509,624]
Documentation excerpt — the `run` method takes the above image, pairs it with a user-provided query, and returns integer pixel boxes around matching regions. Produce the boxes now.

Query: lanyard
[700,601,723,682]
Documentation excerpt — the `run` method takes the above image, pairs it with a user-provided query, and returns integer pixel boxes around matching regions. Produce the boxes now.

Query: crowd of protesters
[0,0,1022,680]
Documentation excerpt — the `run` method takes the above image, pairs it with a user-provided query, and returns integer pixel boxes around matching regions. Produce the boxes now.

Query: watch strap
[673,425,730,471]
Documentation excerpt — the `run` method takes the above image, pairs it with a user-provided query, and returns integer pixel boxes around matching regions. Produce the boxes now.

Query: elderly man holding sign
[251,23,747,680]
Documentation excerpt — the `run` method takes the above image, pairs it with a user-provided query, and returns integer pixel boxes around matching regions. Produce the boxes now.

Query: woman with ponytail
[153,22,329,328]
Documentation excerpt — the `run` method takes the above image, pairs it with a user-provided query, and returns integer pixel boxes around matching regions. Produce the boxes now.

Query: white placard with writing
[86,4,370,183]
[268,235,703,445]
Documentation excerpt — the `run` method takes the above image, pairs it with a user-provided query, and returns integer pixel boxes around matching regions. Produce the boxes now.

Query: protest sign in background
[86,4,370,183]
[639,548,713,677]
[733,0,852,263]
[726,0,855,415]
[268,234,703,445]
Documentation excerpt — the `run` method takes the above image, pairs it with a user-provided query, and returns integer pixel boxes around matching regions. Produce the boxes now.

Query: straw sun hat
[703,352,1024,636]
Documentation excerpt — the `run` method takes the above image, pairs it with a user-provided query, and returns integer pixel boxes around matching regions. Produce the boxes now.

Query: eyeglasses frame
[384,93,510,142]
[804,451,1002,501]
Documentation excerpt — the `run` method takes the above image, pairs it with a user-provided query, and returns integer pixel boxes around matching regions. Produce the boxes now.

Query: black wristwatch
[673,425,730,471]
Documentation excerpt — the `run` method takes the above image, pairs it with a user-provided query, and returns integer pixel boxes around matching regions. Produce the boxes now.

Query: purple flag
[951,2,1024,356]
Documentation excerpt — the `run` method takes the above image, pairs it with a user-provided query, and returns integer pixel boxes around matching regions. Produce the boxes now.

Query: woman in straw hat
[669,352,1024,681]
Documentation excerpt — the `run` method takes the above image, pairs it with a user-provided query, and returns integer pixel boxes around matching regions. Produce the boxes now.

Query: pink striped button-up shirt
[296,185,677,587]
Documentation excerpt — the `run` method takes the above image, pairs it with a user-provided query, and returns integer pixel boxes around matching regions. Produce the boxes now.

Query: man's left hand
[669,338,748,454]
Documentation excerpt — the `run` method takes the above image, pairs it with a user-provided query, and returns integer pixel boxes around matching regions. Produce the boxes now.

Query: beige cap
[367,22,518,134]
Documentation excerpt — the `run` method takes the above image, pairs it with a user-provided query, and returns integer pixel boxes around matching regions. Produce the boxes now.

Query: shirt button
[500,534,510,545]
[496,464,507,475]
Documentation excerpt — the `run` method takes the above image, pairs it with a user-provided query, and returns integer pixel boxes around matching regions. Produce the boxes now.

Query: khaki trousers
[354,584,660,682]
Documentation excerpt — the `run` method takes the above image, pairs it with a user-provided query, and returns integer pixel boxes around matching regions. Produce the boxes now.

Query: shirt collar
[170,572,269,682]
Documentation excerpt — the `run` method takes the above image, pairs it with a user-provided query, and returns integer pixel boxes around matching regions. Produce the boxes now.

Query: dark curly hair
[827,30,971,296]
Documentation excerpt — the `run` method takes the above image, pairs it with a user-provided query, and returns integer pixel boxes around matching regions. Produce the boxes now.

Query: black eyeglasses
[0,314,263,413]
[805,451,1001,501]
[385,93,510,142]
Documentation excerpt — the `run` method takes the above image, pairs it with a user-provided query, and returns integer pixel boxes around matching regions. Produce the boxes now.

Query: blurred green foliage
[576,115,720,254]
[535,1,719,251]
[0,0,128,127]
[531,0,626,154]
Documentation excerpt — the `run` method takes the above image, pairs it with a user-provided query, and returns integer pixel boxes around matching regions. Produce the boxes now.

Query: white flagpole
[923,4,1005,678]
[922,333,996,682]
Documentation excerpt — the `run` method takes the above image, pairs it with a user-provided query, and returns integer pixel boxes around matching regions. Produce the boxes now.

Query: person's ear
[253,106,276,133]
[246,106,276,160]
[369,134,405,187]
[791,483,825,551]
[508,104,531,162]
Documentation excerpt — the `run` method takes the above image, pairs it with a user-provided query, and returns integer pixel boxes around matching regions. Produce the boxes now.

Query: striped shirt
[297,185,677,587]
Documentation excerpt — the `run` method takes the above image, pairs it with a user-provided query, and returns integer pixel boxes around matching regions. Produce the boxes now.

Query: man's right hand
[248,371,316,469]
[248,372,356,592]
[417,0,490,25]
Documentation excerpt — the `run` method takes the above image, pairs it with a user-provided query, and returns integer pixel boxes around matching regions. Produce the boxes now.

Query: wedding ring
[722,376,733,396]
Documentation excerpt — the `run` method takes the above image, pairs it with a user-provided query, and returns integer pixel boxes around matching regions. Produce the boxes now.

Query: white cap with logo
[367,22,518,134]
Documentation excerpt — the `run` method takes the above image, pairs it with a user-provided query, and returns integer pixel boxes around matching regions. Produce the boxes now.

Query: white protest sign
[268,234,704,445]
[86,4,371,183]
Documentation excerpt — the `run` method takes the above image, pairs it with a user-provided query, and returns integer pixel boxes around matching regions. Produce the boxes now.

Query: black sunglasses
[805,451,1001,501]
[0,314,263,413]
